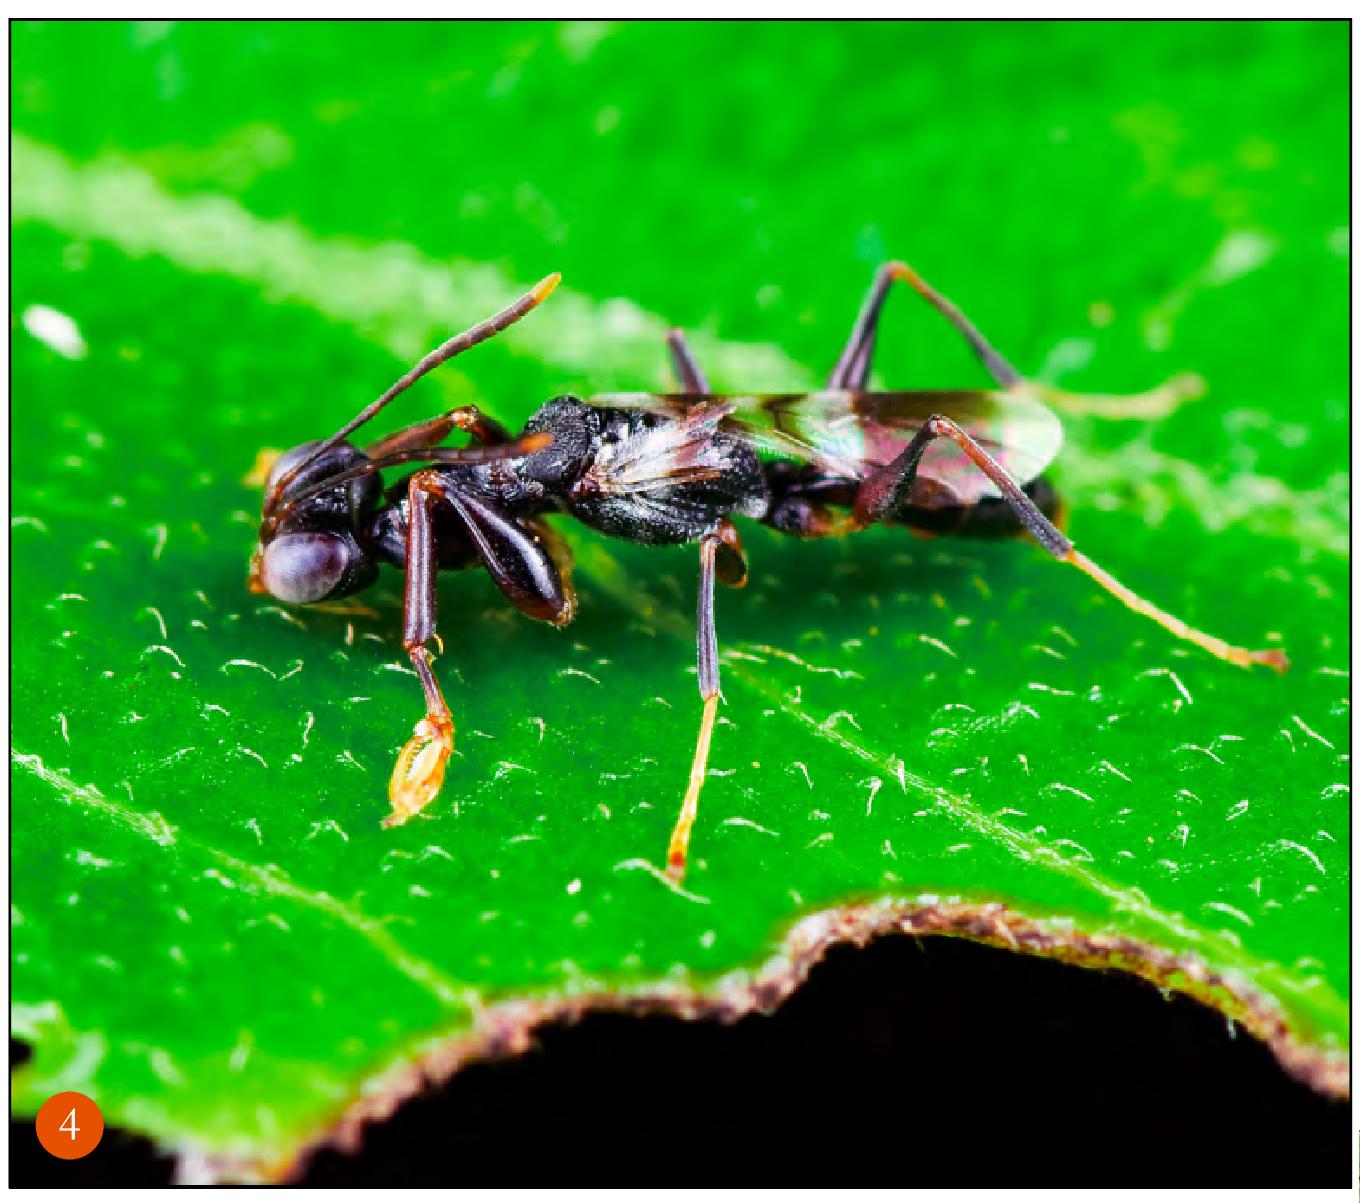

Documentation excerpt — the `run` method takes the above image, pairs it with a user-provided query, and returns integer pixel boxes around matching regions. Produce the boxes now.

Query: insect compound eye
[260,532,353,604]
[265,440,379,512]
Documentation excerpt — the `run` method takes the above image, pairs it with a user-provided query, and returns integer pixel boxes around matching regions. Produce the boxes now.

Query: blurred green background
[12,21,1348,535]
[13,20,1349,469]
[12,19,1348,399]
[11,20,1349,1173]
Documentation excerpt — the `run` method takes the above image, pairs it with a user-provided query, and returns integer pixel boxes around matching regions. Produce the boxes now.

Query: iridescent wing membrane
[588,387,1064,509]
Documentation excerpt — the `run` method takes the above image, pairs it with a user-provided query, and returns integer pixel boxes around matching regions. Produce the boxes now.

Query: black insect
[250,262,1288,882]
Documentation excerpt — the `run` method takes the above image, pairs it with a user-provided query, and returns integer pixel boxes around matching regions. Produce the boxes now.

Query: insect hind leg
[858,415,1288,673]
[829,260,1021,390]
[895,475,1065,540]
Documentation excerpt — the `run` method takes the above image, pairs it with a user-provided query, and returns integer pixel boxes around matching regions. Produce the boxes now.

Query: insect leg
[828,261,1021,390]
[712,516,749,588]
[364,405,512,460]
[666,328,711,393]
[855,416,1288,673]
[443,492,577,626]
[385,470,457,828]
[828,262,900,389]
[451,405,514,446]
[365,411,461,460]
[666,519,744,882]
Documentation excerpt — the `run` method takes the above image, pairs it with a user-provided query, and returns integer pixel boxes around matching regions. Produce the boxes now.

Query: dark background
[12,935,1351,1186]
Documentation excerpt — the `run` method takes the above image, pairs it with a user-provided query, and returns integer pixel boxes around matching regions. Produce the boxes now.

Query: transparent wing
[589,387,1064,507]
[580,402,738,498]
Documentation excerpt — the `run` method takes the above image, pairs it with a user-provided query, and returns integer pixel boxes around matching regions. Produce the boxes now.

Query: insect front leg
[384,479,575,828]
[666,519,747,882]
[365,405,513,461]
[828,260,1021,390]
[365,411,462,460]
[385,470,457,828]
[854,416,1288,673]
[450,405,514,447]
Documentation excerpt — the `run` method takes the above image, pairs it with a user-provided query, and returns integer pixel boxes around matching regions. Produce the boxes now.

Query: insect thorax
[527,399,769,544]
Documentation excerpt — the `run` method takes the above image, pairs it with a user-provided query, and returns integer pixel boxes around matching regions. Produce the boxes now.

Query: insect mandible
[249,262,1288,882]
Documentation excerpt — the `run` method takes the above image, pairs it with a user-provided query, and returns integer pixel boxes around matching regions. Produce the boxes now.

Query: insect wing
[581,402,739,498]
[588,391,867,477]
[590,387,1063,506]
[731,391,868,477]
[857,386,1064,507]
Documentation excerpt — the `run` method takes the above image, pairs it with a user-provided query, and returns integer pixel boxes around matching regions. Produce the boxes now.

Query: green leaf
[12,21,1347,1181]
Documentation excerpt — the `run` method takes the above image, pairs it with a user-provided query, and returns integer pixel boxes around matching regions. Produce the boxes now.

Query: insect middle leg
[385,469,457,828]
[829,260,1021,390]
[666,519,747,882]
[666,328,711,393]
[854,416,1288,672]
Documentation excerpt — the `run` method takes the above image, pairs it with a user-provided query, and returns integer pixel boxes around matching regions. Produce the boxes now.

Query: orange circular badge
[35,1091,104,1160]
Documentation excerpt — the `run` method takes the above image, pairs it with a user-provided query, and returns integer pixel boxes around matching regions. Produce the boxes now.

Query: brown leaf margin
[180,898,1350,1184]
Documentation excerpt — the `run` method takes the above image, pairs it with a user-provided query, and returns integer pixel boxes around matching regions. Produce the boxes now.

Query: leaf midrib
[572,542,1344,1026]
[12,750,468,1008]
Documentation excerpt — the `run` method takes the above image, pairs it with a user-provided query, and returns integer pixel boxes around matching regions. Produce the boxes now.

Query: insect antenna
[264,272,560,515]
[263,432,553,535]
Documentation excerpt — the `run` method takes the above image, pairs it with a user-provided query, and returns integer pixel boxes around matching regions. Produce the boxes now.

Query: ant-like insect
[250,262,1288,882]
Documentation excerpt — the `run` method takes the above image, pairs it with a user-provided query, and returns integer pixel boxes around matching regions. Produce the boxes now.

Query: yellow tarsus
[384,714,455,828]
[1064,548,1289,673]
[666,692,721,883]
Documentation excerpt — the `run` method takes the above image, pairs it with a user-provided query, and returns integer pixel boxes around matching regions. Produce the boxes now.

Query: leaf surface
[11,21,1348,1178]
